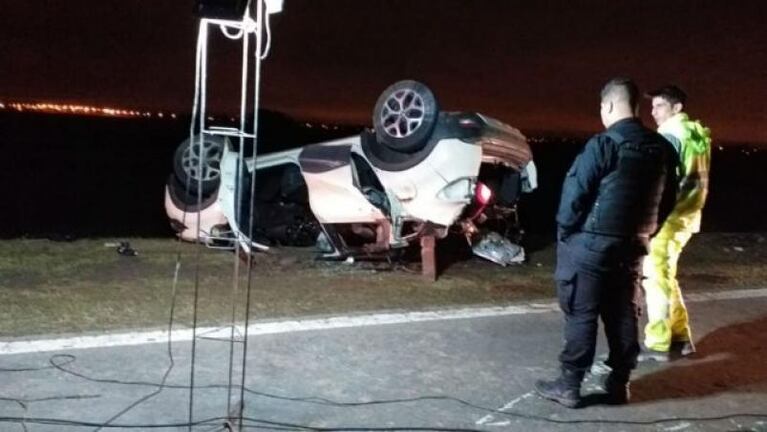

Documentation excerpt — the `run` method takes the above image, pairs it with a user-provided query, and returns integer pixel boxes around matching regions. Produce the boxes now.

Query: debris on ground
[472,231,525,266]
[104,241,138,257]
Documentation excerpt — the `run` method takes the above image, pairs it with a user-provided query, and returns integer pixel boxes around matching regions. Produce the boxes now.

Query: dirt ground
[1,232,766,338]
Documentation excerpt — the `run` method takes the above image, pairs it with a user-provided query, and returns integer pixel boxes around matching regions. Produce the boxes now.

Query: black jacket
[556,118,678,251]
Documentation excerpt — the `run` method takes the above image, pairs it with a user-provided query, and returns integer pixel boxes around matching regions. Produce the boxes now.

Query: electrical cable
[6,285,767,430]
[0,354,75,372]
[78,19,213,431]
[0,395,100,404]
[226,4,255,422]
[237,0,267,429]
[0,415,305,430]
[220,23,245,40]
[89,270,180,431]
[187,14,214,432]
[33,353,767,428]
[260,7,272,60]
[0,394,102,432]
[1,412,767,431]
[172,6,268,429]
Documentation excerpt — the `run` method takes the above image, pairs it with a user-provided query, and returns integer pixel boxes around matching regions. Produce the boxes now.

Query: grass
[1,233,766,337]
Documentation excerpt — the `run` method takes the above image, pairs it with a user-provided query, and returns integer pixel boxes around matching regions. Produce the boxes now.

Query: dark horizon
[2,109,766,240]
[3,105,767,150]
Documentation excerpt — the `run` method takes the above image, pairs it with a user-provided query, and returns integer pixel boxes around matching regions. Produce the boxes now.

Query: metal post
[421,234,437,281]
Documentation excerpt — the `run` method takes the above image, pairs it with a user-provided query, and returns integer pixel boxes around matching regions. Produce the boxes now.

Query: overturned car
[165,80,537,267]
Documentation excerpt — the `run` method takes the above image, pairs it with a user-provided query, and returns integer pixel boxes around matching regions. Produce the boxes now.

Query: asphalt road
[1,290,766,431]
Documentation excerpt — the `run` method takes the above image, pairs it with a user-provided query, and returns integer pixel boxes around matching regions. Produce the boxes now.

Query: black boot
[602,370,630,405]
[534,369,583,408]
[670,340,696,357]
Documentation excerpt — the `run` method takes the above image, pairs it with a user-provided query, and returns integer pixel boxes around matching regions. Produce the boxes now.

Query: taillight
[475,182,493,205]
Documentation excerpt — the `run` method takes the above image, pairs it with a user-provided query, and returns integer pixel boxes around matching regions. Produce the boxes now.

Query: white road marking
[0,304,555,355]
[2,287,766,355]
[685,288,767,302]
[497,392,535,411]
[664,422,691,431]
[476,392,534,426]
[475,415,493,425]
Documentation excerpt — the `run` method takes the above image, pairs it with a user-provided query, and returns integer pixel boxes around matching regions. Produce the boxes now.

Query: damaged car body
[165,80,537,266]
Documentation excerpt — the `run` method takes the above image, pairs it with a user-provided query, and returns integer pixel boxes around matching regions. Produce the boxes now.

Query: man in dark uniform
[534,78,678,408]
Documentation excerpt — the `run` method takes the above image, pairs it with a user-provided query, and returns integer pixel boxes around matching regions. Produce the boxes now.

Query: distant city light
[0,100,179,119]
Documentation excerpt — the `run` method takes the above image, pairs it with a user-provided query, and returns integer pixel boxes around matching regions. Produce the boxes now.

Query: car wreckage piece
[165,80,537,269]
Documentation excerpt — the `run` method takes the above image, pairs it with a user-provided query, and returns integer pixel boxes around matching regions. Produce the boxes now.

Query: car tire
[172,134,226,195]
[165,174,218,213]
[373,80,439,153]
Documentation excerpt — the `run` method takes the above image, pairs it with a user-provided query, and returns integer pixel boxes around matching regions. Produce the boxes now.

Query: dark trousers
[555,237,642,377]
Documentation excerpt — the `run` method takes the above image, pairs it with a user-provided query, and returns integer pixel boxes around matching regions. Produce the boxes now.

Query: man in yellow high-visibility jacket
[641,85,712,361]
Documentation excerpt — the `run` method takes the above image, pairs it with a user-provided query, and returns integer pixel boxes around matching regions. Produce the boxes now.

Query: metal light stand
[186,0,277,430]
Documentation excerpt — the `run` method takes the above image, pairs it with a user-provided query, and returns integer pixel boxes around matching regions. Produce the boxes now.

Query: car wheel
[165,174,218,213]
[172,135,226,195]
[373,80,439,153]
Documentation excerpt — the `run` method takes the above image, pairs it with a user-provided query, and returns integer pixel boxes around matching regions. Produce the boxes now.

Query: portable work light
[194,0,249,19]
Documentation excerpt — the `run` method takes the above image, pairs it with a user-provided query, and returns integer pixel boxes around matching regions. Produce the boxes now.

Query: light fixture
[194,0,249,19]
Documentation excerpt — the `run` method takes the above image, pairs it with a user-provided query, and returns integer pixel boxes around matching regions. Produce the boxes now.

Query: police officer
[535,78,678,408]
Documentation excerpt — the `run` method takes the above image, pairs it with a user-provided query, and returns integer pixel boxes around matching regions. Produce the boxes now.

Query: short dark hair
[600,77,639,110]
[646,84,687,106]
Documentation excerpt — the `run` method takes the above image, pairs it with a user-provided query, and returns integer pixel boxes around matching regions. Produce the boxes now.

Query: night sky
[2,1,765,143]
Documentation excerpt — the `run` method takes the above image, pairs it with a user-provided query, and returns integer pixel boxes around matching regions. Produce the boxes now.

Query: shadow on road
[631,314,767,402]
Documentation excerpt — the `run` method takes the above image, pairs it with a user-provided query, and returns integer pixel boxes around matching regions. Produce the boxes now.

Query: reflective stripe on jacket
[658,113,711,232]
